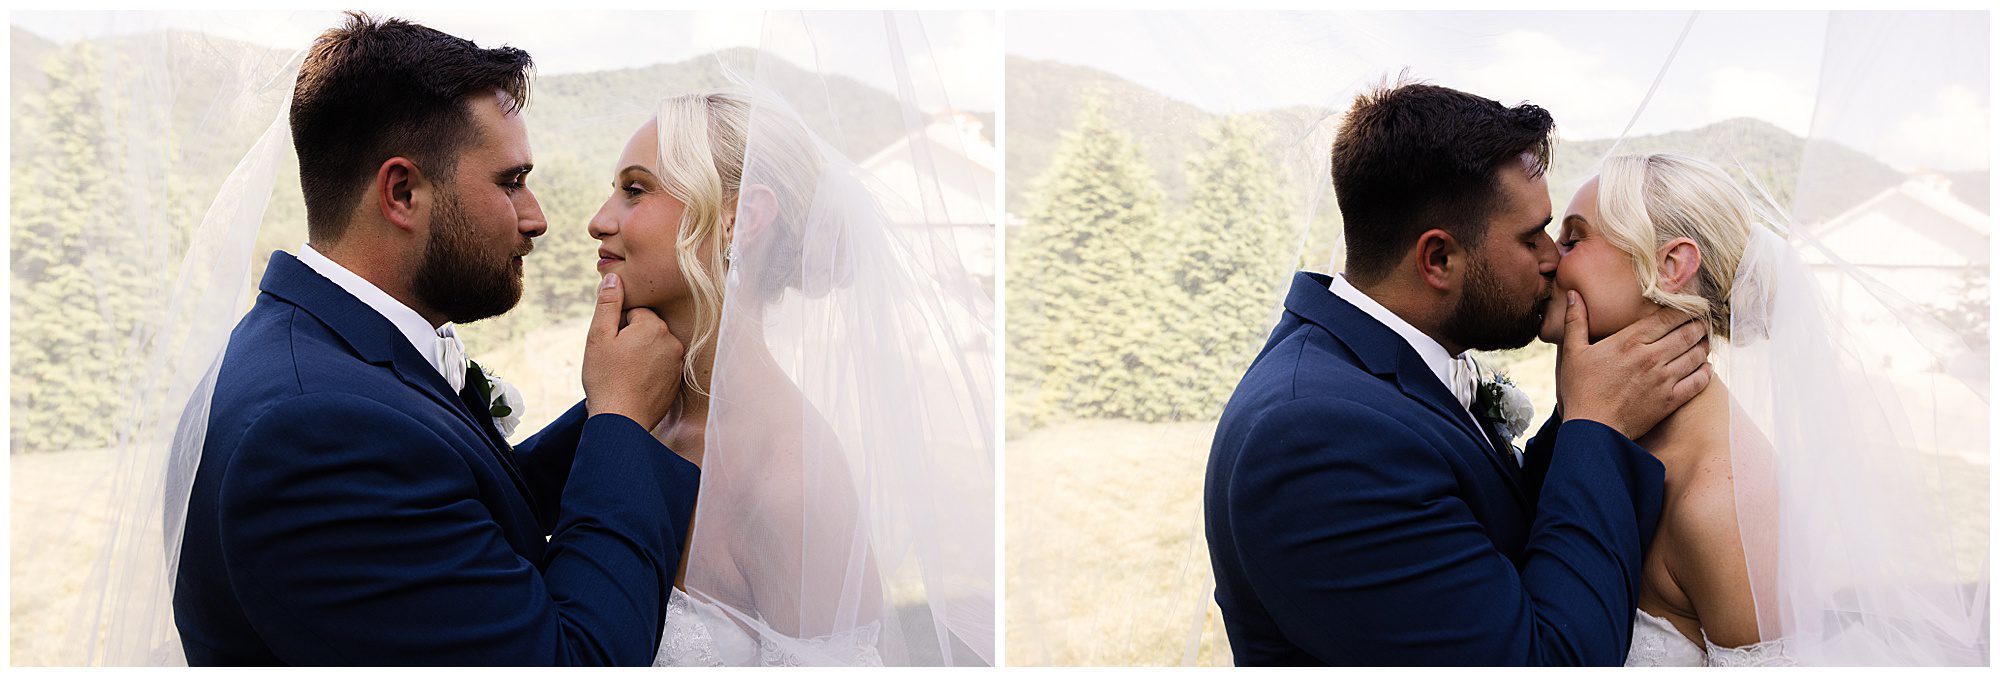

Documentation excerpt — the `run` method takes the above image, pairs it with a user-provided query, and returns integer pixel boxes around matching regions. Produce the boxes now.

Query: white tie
[1448,355,1478,412]
[436,328,469,394]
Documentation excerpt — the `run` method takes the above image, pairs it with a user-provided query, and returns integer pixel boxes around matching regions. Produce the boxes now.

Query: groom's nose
[518,188,548,238]
[1535,231,1560,273]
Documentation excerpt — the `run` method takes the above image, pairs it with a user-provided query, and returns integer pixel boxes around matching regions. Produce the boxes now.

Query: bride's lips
[596,248,624,272]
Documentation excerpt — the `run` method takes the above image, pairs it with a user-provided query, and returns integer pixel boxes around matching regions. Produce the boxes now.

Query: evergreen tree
[1008,91,1167,428]
[10,45,130,453]
[1132,115,1292,421]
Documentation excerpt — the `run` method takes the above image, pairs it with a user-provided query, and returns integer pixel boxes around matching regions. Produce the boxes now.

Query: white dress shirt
[1328,273,1479,422]
[296,243,468,390]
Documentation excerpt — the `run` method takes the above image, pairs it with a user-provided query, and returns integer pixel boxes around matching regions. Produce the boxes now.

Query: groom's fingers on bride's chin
[625,308,655,329]
[1561,291,1588,346]
[591,274,625,338]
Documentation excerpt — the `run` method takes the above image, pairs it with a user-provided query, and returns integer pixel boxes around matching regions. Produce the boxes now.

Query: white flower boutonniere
[467,360,525,439]
[1473,365,1534,443]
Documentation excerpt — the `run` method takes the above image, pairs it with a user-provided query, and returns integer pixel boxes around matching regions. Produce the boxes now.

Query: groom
[1205,82,1711,665]
[173,15,695,665]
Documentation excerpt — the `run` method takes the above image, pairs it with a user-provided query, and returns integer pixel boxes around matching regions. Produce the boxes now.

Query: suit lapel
[257,251,532,497]
[456,365,520,455]
[1283,272,1528,506]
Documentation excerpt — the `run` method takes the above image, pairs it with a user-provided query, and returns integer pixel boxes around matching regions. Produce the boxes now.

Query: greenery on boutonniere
[466,360,522,437]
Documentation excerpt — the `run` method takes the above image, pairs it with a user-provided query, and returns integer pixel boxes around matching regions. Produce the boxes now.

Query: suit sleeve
[217,392,698,666]
[1227,398,1663,666]
[510,400,591,534]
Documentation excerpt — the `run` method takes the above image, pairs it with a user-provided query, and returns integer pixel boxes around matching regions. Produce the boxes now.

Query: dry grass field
[1004,418,1227,666]
[8,319,590,666]
[1003,343,1988,666]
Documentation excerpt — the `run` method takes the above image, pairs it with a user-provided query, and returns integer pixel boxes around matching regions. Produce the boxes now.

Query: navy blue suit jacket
[173,251,699,665]
[1204,272,1665,666]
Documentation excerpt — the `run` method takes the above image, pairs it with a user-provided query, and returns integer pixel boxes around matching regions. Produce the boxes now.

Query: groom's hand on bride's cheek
[582,272,685,429]
[1556,290,1712,440]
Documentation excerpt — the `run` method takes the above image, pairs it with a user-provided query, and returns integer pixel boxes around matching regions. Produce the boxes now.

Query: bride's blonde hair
[1595,153,1755,340]
[652,89,823,397]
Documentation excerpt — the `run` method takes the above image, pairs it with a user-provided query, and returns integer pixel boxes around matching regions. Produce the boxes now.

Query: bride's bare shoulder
[1658,419,1768,648]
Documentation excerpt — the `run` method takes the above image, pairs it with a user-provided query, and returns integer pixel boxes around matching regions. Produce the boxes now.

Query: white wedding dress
[653,589,884,667]
[1624,609,1794,667]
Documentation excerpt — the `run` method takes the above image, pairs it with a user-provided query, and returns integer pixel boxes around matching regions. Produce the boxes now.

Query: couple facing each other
[173,14,884,666]
[1206,80,1906,666]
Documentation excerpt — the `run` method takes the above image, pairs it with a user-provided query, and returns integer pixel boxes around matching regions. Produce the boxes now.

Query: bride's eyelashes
[614,166,665,202]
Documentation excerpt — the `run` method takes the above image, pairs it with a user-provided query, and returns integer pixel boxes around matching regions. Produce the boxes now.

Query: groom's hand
[582,272,683,429]
[1556,290,1711,440]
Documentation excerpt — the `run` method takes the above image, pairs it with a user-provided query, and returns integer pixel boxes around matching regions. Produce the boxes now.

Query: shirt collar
[296,243,459,379]
[1328,272,1464,401]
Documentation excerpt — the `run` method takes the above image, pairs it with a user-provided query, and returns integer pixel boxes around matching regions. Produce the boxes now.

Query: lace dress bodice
[653,588,885,666]
[1625,609,1795,667]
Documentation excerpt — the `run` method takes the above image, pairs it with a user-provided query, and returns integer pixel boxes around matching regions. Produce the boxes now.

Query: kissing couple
[1206,80,1986,666]
[167,13,992,667]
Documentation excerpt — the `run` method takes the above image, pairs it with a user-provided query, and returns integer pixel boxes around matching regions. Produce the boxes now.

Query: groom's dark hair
[1330,77,1554,285]
[291,12,534,243]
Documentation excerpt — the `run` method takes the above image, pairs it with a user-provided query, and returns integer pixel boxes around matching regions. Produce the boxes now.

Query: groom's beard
[1441,254,1547,352]
[413,189,530,324]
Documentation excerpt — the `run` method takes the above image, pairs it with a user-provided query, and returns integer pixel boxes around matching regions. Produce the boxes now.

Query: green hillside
[7,26,985,453]
[1005,55,1936,224]
[1002,55,1973,433]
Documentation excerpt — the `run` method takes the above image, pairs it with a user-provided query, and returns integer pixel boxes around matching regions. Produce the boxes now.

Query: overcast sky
[12,10,999,112]
[1007,10,1987,172]
[11,10,1983,171]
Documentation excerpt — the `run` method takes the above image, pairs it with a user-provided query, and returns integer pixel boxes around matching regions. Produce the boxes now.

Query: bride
[588,87,985,666]
[589,89,878,666]
[1534,153,1986,666]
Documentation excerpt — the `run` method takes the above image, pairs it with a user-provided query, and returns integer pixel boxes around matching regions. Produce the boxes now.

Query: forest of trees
[1002,56,1978,436]
[1006,93,1294,430]
[7,28,982,454]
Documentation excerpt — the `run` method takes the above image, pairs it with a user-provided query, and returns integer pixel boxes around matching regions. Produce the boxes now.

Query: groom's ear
[375,157,430,236]
[1414,228,1462,292]
[1657,237,1702,294]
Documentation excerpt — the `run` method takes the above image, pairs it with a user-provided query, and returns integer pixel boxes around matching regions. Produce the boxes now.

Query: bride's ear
[1657,237,1702,294]
[732,184,779,250]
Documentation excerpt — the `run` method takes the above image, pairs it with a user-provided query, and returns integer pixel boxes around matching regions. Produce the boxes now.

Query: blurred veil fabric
[24,11,992,666]
[1000,10,1985,666]
[677,12,996,666]
[11,17,302,664]
[1722,12,1988,666]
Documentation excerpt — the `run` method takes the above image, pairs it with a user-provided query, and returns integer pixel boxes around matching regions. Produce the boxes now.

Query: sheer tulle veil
[677,12,996,666]
[32,10,992,666]
[27,29,302,663]
[1728,219,1988,665]
[1037,10,1989,666]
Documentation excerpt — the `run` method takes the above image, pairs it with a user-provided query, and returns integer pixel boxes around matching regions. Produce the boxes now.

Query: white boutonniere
[1473,363,1534,443]
[467,360,524,438]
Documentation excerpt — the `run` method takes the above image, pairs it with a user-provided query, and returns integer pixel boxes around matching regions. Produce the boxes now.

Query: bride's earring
[725,242,739,285]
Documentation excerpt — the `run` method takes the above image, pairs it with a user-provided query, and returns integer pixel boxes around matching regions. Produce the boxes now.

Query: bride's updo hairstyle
[652,89,825,394]
[1594,153,1755,340]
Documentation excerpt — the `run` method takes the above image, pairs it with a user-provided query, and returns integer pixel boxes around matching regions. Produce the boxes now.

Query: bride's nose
[587,205,616,240]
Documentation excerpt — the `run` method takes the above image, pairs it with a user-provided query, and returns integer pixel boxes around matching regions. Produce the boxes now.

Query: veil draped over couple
[55,11,992,667]
[988,13,1983,660]
[1192,13,1988,668]
[1206,92,1987,666]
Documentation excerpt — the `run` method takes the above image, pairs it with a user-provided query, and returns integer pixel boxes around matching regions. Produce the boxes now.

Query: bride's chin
[1535,295,1567,344]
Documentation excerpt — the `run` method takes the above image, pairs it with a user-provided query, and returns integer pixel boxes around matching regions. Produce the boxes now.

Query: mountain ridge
[1003,54,1965,222]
